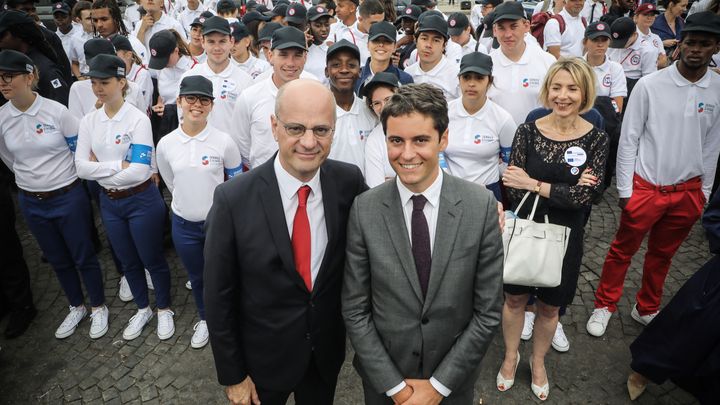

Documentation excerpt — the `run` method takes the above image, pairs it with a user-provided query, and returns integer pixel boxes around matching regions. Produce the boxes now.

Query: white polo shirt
[407,40,464,66]
[445,98,517,186]
[75,102,155,190]
[0,95,79,192]
[336,22,370,67]
[128,63,153,109]
[581,0,608,23]
[404,56,460,100]
[179,61,254,135]
[56,25,81,60]
[158,55,197,103]
[156,123,242,221]
[131,12,187,53]
[328,96,378,175]
[543,9,586,57]
[606,40,658,80]
[177,7,206,37]
[233,75,281,169]
[459,37,486,56]
[69,30,94,71]
[364,123,394,188]
[328,20,352,44]
[616,63,720,200]
[231,54,271,80]
[488,45,556,126]
[585,55,627,98]
[68,80,149,120]
[253,67,319,83]
[305,43,329,84]
[638,28,666,56]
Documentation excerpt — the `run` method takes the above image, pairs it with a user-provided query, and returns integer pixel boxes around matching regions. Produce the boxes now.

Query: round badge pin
[570,167,580,175]
[564,146,587,167]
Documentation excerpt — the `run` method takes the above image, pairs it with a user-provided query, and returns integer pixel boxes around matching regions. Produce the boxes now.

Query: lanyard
[620,48,635,65]
[132,64,146,81]
[348,28,357,45]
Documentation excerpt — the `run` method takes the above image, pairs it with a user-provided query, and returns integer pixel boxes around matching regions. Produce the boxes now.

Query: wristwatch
[533,181,542,194]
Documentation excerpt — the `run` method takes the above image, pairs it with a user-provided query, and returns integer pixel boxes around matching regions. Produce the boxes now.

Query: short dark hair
[380,83,448,138]
[73,1,93,19]
[359,0,384,18]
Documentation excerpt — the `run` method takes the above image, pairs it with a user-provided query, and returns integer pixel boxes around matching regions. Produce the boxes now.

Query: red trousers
[594,174,705,314]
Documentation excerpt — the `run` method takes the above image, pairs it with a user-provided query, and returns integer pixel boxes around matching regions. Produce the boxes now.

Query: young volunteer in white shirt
[132,0,187,52]
[156,75,242,349]
[187,12,212,64]
[361,72,399,188]
[178,0,207,36]
[91,0,149,66]
[446,52,516,202]
[112,35,153,112]
[404,14,461,100]
[179,17,253,136]
[543,0,588,58]
[406,11,464,67]
[52,3,80,63]
[229,22,271,79]
[634,3,668,68]
[581,0,608,24]
[583,21,627,111]
[324,40,377,174]
[0,50,108,340]
[606,17,658,97]
[334,0,385,67]
[233,26,314,169]
[69,2,95,78]
[448,12,483,57]
[304,5,332,83]
[74,54,175,342]
[328,0,358,45]
[488,2,557,127]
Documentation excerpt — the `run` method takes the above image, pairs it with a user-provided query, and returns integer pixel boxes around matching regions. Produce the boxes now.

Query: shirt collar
[336,96,363,116]
[396,167,443,209]
[199,61,234,77]
[456,98,489,118]
[274,153,323,201]
[176,55,195,71]
[420,56,448,75]
[178,124,211,143]
[99,101,131,122]
[668,62,712,88]
[8,93,43,117]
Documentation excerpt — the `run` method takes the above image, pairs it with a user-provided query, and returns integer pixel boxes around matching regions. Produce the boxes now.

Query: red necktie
[292,185,312,291]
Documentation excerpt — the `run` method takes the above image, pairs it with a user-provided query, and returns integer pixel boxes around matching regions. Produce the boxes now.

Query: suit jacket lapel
[382,184,424,304]
[258,159,309,293]
[422,176,463,315]
[313,164,338,294]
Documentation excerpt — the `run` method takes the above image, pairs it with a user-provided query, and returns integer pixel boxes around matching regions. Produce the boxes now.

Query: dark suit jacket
[204,156,367,391]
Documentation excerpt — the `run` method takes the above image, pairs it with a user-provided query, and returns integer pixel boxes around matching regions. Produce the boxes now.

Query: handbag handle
[514,191,541,220]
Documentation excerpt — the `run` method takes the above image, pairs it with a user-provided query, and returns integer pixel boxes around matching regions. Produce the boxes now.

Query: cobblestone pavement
[0,181,709,405]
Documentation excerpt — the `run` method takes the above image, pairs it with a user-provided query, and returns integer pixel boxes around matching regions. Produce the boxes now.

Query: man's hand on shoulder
[400,379,443,405]
[225,376,260,405]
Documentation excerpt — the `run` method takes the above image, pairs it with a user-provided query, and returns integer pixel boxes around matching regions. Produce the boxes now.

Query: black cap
[52,2,71,15]
[259,22,283,42]
[369,20,397,42]
[246,0,258,9]
[110,34,133,52]
[275,0,290,6]
[242,11,270,24]
[482,11,495,38]
[308,5,330,21]
[148,30,177,69]
[216,0,237,14]
[179,75,214,98]
[0,49,35,74]
[459,51,493,76]
[87,54,126,78]
[326,39,360,62]
[417,14,448,39]
[0,10,35,36]
[271,26,307,50]
[682,11,720,36]
[285,3,307,24]
[84,38,116,61]
[191,11,215,27]
[493,1,526,23]
[418,10,443,22]
[585,21,611,39]
[411,0,436,7]
[230,22,250,40]
[481,0,502,6]
[256,4,271,14]
[271,4,288,18]
[396,5,421,22]
[610,17,636,48]
[359,71,400,98]
[447,12,469,36]
[202,16,231,35]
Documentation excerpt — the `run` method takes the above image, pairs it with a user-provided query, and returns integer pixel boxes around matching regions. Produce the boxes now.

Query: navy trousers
[171,212,206,319]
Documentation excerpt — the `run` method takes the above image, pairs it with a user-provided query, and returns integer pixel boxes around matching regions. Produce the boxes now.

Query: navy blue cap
[202,16,231,35]
[682,11,720,35]
[110,34,133,52]
[418,14,448,39]
[308,5,330,21]
[148,30,177,69]
[259,22,283,42]
[52,2,71,15]
[326,38,360,62]
[84,38,116,62]
[87,54,126,78]
[610,17,635,48]
[448,12,469,36]
[585,21,611,39]
[396,5,421,22]
[369,20,397,42]
[191,11,215,27]
[285,2,308,24]
[242,11,270,24]
[459,51,492,76]
[493,1,526,23]
[359,71,400,98]
[230,22,250,40]
[179,75,214,98]
[271,26,307,50]
[0,49,35,74]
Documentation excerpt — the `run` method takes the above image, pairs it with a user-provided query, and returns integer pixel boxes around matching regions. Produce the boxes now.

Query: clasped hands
[392,379,443,405]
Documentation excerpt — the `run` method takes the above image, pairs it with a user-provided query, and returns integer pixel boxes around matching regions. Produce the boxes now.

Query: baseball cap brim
[273,41,307,50]
[179,90,214,98]
[587,31,611,39]
[203,27,231,35]
[458,65,491,76]
[417,27,448,39]
[285,16,306,24]
[448,27,465,36]
[610,36,630,48]
[148,55,171,70]
[86,69,117,79]
[493,13,525,22]
[368,32,395,42]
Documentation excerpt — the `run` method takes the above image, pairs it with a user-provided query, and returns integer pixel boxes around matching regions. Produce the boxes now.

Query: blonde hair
[539,57,597,115]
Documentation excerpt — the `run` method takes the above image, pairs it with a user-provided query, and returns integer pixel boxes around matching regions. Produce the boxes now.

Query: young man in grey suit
[342,83,505,405]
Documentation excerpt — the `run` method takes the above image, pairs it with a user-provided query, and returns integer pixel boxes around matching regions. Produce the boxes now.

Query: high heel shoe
[627,372,648,401]
[496,351,520,392]
[529,358,549,401]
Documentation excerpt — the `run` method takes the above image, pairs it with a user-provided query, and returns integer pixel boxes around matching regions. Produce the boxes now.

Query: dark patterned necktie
[411,195,431,297]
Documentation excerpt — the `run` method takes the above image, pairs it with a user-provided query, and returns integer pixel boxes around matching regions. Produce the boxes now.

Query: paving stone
[101,388,119,402]
[119,386,140,403]
[81,386,101,402]
[140,384,158,402]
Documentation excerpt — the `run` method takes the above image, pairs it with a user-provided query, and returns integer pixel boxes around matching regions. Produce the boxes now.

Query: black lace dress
[504,122,609,306]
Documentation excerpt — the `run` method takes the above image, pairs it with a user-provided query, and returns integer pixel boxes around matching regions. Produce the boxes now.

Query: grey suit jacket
[342,173,504,398]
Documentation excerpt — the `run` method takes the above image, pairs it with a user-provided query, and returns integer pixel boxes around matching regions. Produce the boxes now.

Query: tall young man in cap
[52,2,80,61]
[328,0,358,44]
[543,0,588,58]
[305,5,332,82]
[177,0,206,36]
[355,20,413,95]
[132,0,186,52]
[606,17,657,99]
[404,14,460,100]
[587,11,720,338]
[448,12,481,56]
[334,0,384,67]
[233,26,317,169]
[285,2,309,31]
[487,1,556,126]
[324,40,377,174]
[395,4,421,68]
[179,16,253,135]
[406,11,464,67]
[470,0,501,31]
[230,22,271,79]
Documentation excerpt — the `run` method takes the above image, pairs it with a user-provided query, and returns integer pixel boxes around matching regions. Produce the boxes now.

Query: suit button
[309,300,315,308]
[412,351,420,357]
[421,317,429,325]
[305,333,311,340]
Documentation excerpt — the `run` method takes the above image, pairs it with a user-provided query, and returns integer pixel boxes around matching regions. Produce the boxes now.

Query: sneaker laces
[592,308,609,323]
[90,307,107,324]
[554,323,567,342]
[158,310,174,329]
[128,309,151,328]
[193,320,206,331]
[60,306,84,329]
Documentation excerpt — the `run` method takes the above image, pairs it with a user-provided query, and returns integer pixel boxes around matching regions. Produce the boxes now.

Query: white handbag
[502,192,571,288]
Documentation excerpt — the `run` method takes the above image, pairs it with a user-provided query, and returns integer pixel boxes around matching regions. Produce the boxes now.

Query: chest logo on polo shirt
[602,74,612,87]
[359,129,371,141]
[114,133,131,144]
[201,155,222,166]
[35,124,44,134]
[630,54,640,66]
[473,134,496,144]
[220,79,237,101]
[35,123,57,134]
[521,78,540,88]
[698,102,715,114]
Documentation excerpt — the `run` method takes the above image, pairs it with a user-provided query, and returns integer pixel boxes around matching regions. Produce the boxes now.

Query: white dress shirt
[0,95,79,192]
[543,9,586,57]
[616,63,720,200]
[387,168,451,397]
[156,123,242,221]
[364,124,394,188]
[328,96,378,175]
[274,155,328,287]
[404,56,460,100]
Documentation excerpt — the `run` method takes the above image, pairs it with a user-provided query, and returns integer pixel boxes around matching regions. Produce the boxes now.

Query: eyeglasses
[183,95,213,106]
[277,117,334,138]
[0,73,25,84]
[370,96,392,110]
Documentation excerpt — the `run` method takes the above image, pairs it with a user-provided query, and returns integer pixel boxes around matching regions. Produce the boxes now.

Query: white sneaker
[157,310,175,340]
[89,306,109,339]
[586,307,613,337]
[118,276,133,302]
[551,322,570,352]
[55,305,87,339]
[145,269,154,290]
[521,311,535,341]
[191,320,209,349]
[185,280,192,290]
[123,308,153,340]
[631,304,658,326]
